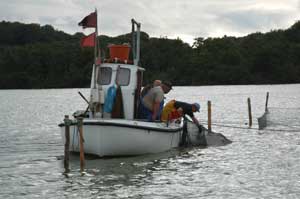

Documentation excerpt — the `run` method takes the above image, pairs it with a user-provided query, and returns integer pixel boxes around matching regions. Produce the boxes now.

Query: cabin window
[116,68,131,86]
[98,67,112,85]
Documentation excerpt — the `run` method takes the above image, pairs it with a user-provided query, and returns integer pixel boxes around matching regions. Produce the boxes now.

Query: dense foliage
[0,20,300,89]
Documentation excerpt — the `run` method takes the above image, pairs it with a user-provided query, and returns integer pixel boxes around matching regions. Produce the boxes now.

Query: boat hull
[59,119,182,157]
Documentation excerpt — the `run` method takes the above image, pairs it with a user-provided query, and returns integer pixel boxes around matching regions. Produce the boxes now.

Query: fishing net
[258,107,300,132]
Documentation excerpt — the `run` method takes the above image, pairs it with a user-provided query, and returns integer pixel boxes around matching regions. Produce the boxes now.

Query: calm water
[0,85,300,199]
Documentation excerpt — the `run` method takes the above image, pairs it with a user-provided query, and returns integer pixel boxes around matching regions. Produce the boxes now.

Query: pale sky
[1,0,300,45]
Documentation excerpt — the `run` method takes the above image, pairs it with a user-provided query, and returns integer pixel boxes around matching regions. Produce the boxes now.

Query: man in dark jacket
[161,100,201,128]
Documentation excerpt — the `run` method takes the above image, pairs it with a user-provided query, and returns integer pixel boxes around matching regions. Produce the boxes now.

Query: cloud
[1,0,300,44]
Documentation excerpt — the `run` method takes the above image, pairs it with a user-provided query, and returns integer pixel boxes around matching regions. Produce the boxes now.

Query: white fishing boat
[58,11,234,157]
[58,12,209,157]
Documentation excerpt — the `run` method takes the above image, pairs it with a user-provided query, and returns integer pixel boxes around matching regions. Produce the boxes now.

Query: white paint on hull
[60,118,182,157]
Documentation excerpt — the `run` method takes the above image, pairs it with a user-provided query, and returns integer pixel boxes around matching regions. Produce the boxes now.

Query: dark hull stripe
[59,121,183,133]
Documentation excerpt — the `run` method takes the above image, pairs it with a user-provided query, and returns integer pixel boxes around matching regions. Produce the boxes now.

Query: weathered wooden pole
[64,115,71,173]
[208,101,212,133]
[247,98,252,127]
[265,92,269,112]
[77,117,85,173]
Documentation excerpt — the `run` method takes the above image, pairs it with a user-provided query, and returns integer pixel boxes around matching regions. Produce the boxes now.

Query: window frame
[97,67,112,85]
[116,67,131,86]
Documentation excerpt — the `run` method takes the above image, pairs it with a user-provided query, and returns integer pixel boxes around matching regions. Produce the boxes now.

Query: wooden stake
[208,101,212,133]
[265,92,269,112]
[247,98,252,127]
[77,117,85,173]
[64,115,70,173]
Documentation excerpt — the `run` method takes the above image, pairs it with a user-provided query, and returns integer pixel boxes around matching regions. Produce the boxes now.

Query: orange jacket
[161,100,182,121]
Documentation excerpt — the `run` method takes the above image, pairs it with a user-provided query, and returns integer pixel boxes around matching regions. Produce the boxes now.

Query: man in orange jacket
[161,100,201,127]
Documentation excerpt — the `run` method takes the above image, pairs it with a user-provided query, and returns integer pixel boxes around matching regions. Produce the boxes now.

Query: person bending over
[161,100,201,127]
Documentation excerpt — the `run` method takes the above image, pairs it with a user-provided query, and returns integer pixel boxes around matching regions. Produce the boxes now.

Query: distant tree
[1,20,300,88]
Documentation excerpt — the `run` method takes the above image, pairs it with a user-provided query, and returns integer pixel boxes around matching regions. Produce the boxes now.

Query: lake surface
[0,84,300,199]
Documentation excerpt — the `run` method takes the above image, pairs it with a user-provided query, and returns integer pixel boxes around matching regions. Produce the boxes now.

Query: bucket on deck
[108,44,130,62]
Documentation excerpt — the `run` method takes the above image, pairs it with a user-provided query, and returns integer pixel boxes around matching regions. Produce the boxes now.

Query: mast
[131,20,136,64]
[131,19,141,66]
[93,8,98,89]
[90,8,103,117]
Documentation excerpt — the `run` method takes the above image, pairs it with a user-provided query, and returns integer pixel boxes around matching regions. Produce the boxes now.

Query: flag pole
[96,8,100,60]
[94,8,103,117]
[89,8,98,118]
[93,8,98,89]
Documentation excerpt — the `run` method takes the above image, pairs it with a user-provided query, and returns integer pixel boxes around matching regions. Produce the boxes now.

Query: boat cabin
[96,62,144,119]
[90,43,144,120]
[88,19,144,120]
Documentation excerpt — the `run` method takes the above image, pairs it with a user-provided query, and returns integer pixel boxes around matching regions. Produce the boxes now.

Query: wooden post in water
[77,117,85,173]
[208,101,212,133]
[247,98,252,127]
[265,92,269,112]
[64,115,70,173]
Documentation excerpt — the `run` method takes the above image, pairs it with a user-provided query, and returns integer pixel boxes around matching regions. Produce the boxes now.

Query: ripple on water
[0,86,300,198]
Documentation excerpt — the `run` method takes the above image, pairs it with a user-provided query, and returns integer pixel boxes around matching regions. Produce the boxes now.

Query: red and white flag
[80,32,95,47]
[78,12,97,28]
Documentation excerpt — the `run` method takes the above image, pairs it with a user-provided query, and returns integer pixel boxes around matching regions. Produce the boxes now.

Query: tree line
[0,20,300,89]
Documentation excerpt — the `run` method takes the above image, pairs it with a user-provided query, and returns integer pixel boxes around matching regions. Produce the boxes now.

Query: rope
[269,107,300,110]
[200,120,256,130]
[199,121,300,132]
[267,121,300,131]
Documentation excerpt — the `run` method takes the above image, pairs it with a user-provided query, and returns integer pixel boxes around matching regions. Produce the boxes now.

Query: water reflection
[1,85,300,198]
[61,149,185,197]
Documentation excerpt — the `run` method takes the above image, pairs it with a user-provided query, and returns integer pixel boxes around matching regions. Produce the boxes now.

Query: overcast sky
[1,0,300,45]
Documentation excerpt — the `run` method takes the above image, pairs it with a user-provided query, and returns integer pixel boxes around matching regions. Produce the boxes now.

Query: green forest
[0,20,300,89]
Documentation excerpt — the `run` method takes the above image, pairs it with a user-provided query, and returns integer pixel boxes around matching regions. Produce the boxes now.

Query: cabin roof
[99,63,145,71]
